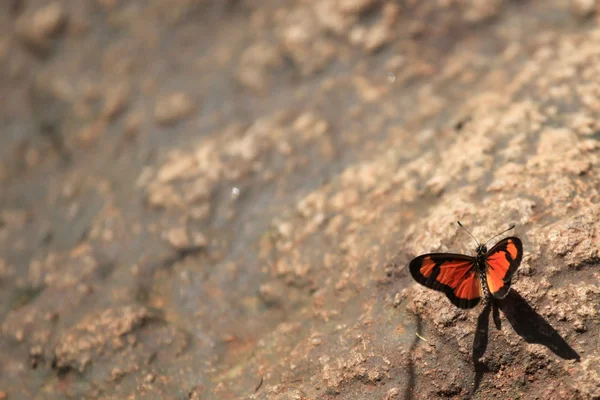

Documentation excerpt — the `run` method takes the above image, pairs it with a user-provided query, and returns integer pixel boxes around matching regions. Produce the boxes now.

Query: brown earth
[1,0,599,399]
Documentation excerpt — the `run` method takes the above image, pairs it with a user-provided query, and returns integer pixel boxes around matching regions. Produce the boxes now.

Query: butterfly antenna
[483,224,516,246]
[457,221,480,247]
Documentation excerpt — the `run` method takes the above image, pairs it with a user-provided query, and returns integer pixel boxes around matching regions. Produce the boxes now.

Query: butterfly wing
[484,237,523,299]
[409,253,482,309]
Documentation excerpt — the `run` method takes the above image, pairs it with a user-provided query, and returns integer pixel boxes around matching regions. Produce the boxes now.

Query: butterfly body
[409,236,522,309]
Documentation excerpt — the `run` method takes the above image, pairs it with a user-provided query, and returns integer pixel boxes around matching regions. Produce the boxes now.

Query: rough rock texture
[0,0,599,399]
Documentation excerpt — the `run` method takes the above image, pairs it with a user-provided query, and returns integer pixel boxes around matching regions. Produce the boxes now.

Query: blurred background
[1,1,599,399]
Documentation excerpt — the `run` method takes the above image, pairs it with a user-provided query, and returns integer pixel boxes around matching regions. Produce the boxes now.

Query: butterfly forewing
[409,253,482,309]
[484,237,523,299]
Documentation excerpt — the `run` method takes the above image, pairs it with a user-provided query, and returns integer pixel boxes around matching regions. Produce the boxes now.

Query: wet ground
[1,0,599,399]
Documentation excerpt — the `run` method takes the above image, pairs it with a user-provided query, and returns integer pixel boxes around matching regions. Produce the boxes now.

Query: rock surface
[0,0,599,399]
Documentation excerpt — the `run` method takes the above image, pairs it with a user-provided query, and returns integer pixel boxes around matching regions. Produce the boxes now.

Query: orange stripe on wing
[436,260,482,301]
[485,258,507,294]
[486,251,511,273]
[506,240,518,259]
[420,257,435,278]
[436,260,475,287]
[408,254,481,308]
[454,270,482,300]
[485,237,523,299]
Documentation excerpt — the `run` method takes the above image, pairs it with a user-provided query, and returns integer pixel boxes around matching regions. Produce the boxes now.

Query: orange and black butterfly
[409,222,522,309]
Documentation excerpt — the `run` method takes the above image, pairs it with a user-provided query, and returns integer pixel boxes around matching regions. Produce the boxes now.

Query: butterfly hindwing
[484,237,523,299]
[409,253,482,309]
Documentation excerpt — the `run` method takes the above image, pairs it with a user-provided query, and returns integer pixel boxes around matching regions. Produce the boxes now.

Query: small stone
[188,387,202,400]
[385,387,400,399]
[236,42,283,92]
[191,232,208,248]
[109,367,124,382]
[258,282,284,307]
[165,228,207,251]
[144,373,155,383]
[157,155,196,183]
[364,24,390,52]
[102,85,129,121]
[275,221,293,238]
[165,228,190,250]
[30,345,43,357]
[16,3,67,55]
[574,319,587,333]
[393,292,402,307]
[154,92,196,125]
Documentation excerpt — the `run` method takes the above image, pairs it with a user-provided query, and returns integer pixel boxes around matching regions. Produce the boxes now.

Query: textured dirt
[1,0,600,399]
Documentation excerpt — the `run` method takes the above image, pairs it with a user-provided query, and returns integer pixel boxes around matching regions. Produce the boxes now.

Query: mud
[0,0,599,399]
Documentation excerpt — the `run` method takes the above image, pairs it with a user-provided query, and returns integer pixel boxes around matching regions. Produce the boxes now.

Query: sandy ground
[0,0,599,399]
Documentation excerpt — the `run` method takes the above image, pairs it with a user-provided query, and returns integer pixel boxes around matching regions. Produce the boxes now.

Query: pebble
[154,93,196,125]
[16,3,67,54]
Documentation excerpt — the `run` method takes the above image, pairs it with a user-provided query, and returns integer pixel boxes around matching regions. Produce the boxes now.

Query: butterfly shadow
[471,301,494,394]
[471,290,580,395]
[403,314,422,400]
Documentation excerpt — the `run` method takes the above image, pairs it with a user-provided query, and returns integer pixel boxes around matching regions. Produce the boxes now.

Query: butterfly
[409,222,523,309]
